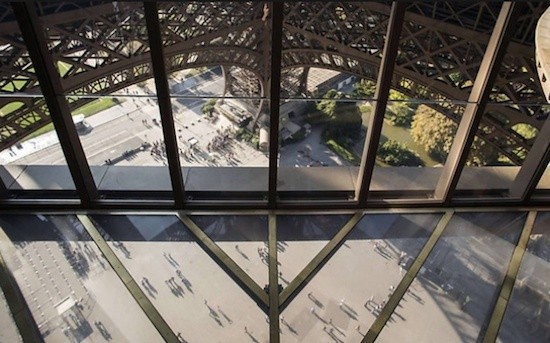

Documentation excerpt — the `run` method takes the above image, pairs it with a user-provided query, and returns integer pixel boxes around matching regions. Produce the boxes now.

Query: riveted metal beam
[268,212,280,342]
[434,2,523,203]
[0,224,45,343]
[143,2,185,208]
[176,213,269,310]
[356,2,407,206]
[362,210,454,343]
[279,212,364,310]
[480,210,536,343]
[77,215,180,343]
[12,2,98,207]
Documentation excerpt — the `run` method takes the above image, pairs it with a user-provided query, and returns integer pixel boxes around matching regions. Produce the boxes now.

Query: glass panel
[497,212,550,342]
[0,286,23,343]
[456,3,549,195]
[0,96,76,191]
[65,95,171,191]
[280,213,441,342]
[90,214,268,343]
[371,101,465,194]
[0,214,163,342]
[457,105,549,193]
[277,214,352,288]
[158,3,270,197]
[189,215,268,287]
[173,98,269,193]
[36,2,155,97]
[0,3,75,192]
[277,99,368,196]
[281,3,388,100]
[376,212,526,343]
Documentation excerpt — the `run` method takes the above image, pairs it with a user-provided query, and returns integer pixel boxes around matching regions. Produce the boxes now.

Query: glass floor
[0,210,548,343]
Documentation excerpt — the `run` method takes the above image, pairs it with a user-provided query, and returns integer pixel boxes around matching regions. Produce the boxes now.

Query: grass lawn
[21,98,120,141]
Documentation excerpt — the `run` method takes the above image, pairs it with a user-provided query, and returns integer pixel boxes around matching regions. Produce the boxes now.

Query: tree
[352,79,376,98]
[317,89,362,145]
[411,105,499,165]
[201,99,217,116]
[378,140,423,166]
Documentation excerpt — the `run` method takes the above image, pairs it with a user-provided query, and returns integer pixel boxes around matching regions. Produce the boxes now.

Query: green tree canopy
[411,105,500,166]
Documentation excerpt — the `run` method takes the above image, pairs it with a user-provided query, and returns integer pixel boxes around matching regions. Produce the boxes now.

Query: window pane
[278,214,352,287]
[497,212,550,342]
[190,215,268,287]
[376,212,526,343]
[278,99,368,198]
[280,213,441,342]
[0,214,163,342]
[90,214,269,343]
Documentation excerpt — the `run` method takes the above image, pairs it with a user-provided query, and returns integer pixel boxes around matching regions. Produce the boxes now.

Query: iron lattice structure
[0,2,548,164]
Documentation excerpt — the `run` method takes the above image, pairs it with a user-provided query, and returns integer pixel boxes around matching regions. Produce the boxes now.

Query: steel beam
[143,2,185,208]
[268,2,284,207]
[509,118,550,200]
[279,212,364,310]
[176,213,269,309]
[268,213,280,342]
[0,226,44,343]
[77,215,180,342]
[480,210,536,343]
[12,2,98,207]
[434,2,523,203]
[362,210,454,343]
[356,2,407,206]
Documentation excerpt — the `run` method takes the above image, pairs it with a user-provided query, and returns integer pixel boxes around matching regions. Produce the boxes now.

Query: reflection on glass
[497,212,550,342]
[0,97,76,191]
[372,101,464,194]
[277,215,352,288]
[377,212,526,343]
[281,213,441,343]
[190,215,268,287]
[0,286,23,343]
[0,215,163,342]
[65,95,171,191]
[278,99,368,194]
[90,215,268,343]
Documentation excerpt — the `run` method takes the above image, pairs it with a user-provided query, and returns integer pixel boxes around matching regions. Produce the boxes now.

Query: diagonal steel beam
[279,212,364,311]
[0,225,44,343]
[268,1,284,208]
[144,2,186,208]
[434,2,524,203]
[176,213,269,310]
[362,210,454,343]
[12,2,98,207]
[268,213,280,342]
[77,215,180,342]
[355,2,407,206]
[480,210,536,343]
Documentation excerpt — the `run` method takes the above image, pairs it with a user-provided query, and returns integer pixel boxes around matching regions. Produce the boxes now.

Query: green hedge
[326,139,360,165]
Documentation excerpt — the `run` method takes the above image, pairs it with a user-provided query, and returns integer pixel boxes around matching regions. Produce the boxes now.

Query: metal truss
[1,1,548,165]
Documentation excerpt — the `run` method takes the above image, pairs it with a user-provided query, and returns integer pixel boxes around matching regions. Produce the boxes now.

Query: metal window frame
[268,2,284,208]
[11,2,99,207]
[434,2,524,203]
[356,2,407,206]
[143,2,186,208]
